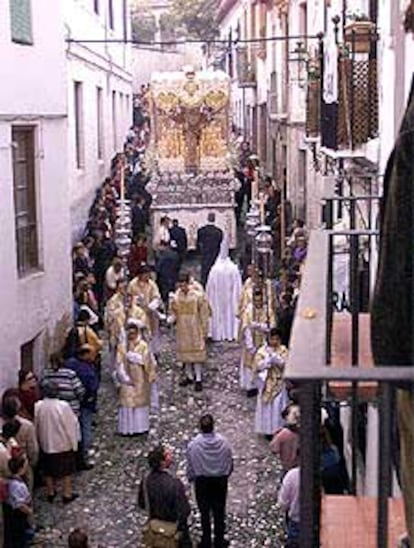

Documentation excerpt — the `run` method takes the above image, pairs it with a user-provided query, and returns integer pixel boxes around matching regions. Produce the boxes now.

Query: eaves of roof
[217,0,241,24]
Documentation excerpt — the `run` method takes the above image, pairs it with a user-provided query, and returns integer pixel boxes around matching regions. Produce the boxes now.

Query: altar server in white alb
[239,289,276,396]
[206,238,242,341]
[115,318,158,436]
[253,327,289,437]
[127,264,163,354]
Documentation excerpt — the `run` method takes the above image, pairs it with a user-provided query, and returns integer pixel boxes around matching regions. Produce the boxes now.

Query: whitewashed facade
[216,0,414,499]
[65,0,133,237]
[0,0,72,388]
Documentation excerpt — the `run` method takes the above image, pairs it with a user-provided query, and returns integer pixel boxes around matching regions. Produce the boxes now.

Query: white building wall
[65,0,133,239]
[219,2,247,134]
[0,1,72,389]
[132,44,204,90]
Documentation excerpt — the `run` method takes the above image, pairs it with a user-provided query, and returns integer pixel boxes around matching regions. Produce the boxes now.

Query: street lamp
[245,203,260,265]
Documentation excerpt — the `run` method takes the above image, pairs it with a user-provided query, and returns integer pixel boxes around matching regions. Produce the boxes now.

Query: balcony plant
[344,8,376,53]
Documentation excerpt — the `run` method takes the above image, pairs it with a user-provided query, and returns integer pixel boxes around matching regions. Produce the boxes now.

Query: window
[126,94,130,124]
[299,2,308,48]
[112,90,117,150]
[97,87,104,159]
[20,338,35,373]
[94,0,99,14]
[108,0,114,30]
[74,81,84,168]
[122,0,128,41]
[12,126,39,275]
[120,92,124,128]
[10,0,33,45]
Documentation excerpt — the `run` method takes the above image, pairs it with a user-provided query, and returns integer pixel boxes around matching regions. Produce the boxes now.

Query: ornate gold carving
[150,70,230,172]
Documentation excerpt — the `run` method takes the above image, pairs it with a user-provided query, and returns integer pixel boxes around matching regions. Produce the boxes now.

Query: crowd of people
[0,87,351,548]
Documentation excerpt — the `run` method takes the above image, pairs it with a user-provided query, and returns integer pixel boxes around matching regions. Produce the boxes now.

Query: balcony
[320,44,378,151]
[305,76,321,138]
[285,198,410,547]
[236,45,257,88]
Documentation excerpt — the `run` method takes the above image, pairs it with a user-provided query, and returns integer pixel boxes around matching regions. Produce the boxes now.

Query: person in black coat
[371,30,414,540]
[169,219,188,266]
[196,213,223,287]
[131,197,146,239]
[138,445,192,547]
[156,241,180,306]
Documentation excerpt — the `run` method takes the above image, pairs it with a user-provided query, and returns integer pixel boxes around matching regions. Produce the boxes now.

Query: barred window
[97,87,104,159]
[12,126,40,275]
[74,81,85,168]
[108,0,114,29]
[10,0,33,45]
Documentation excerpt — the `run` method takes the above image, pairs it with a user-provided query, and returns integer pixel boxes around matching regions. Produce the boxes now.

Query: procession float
[146,67,238,249]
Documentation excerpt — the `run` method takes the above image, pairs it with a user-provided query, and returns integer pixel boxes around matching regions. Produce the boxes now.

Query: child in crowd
[4,454,35,548]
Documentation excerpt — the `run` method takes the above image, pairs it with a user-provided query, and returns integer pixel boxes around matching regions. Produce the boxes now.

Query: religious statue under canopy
[150,67,230,173]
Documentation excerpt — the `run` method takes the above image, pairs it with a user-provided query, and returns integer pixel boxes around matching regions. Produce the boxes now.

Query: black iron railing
[285,226,412,548]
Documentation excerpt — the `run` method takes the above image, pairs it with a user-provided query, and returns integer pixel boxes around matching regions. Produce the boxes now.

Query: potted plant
[344,8,376,54]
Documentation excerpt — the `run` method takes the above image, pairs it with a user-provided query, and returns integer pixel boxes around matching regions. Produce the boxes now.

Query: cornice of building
[217,0,240,24]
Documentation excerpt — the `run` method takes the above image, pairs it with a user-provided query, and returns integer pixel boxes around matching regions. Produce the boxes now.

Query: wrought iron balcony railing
[285,220,410,547]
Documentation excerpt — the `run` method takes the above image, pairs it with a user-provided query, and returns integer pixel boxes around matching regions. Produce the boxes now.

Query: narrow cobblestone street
[35,325,285,547]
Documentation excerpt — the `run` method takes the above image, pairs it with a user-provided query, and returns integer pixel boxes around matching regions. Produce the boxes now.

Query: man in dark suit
[131,197,146,239]
[169,219,188,267]
[156,241,180,307]
[196,212,223,286]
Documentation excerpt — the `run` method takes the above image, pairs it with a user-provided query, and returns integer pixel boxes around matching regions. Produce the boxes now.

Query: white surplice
[206,238,242,341]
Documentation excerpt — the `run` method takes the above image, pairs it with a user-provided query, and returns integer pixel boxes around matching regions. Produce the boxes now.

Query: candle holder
[255,224,273,255]
[246,204,261,239]
[114,198,132,276]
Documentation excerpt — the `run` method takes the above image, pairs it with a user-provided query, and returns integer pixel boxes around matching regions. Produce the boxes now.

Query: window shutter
[10,0,33,45]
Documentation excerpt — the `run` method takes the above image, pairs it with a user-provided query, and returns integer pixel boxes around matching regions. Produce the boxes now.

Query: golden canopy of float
[149,67,231,173]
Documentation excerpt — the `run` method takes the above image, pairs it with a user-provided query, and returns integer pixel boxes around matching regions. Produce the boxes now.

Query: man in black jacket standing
[138,445,192,547]
[156,241,180,307]
[169,219,188,267]
[196,213,223,286]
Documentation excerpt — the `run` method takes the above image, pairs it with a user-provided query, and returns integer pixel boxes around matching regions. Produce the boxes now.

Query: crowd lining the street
[0,84,350,548]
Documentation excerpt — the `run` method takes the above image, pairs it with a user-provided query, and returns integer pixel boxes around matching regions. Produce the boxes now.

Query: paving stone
[34,326,286,547]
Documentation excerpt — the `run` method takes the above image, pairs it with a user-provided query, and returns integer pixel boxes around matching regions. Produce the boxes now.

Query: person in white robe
[127,264,163,354]
[239,290,276,395]
[253,327,289,436]
[115,318,158,435]
[206,238,242,341]
[104,279,127,372]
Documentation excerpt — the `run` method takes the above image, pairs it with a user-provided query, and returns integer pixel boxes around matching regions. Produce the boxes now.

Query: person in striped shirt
[41,353,85,417]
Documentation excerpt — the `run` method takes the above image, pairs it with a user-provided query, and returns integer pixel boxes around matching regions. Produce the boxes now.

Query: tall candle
[120,155,125,204]
[253,169,259,203]
[259,193,265,224]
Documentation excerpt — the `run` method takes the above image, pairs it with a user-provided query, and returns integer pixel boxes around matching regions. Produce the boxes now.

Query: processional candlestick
[114,153,132,277]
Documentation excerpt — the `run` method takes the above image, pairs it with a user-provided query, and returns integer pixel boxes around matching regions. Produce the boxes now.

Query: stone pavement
[34,326,286,547]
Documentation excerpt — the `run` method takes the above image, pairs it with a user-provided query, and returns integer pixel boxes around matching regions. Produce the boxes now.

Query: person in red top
[128,235,148,278]
[17,372,41,422]
[270,404,300,476]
